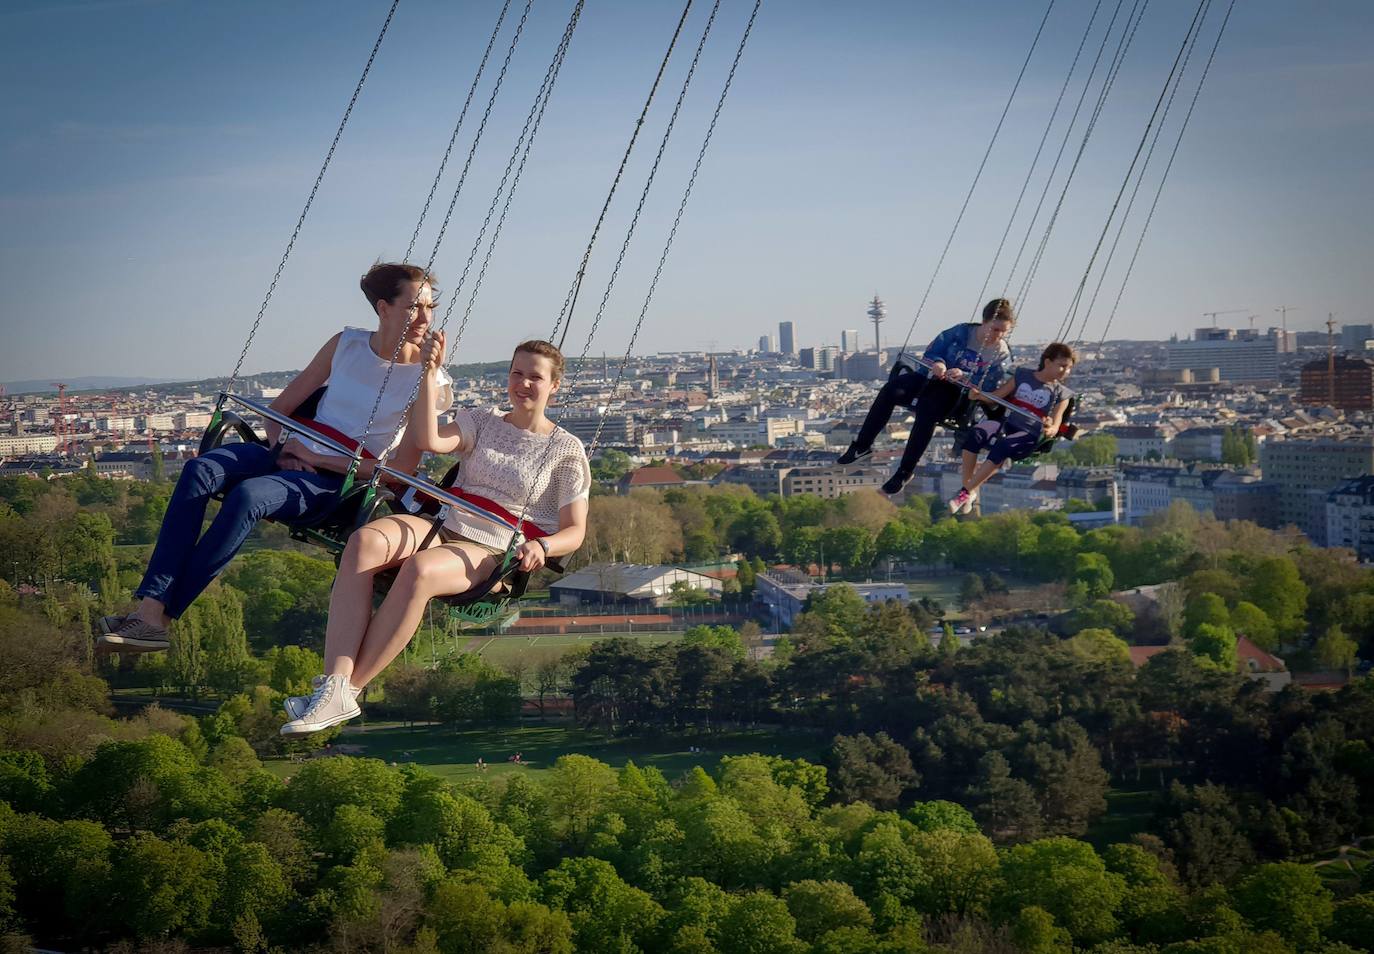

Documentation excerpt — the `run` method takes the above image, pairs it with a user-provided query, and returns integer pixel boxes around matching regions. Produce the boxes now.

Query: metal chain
[1096,0,1236,346]
[401,0,516,264]
[452,2,584,348]
[368,0,582,478]
[1057,0,1209,344]
[548,0,697,349]
[894,0,1056,357]
[1070,0,1213,345]
[1001,0,1131,302]
[357,0,535,459]
[966,0,1104,322]
[572,0,723,369]
[369,0,585,485]
[590,0,762,454]
[225,0,400,394]
[1022,0,1148,322]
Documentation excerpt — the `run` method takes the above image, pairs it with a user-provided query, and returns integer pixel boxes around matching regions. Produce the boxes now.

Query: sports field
[468,631,685,667]
[267,722,829,784]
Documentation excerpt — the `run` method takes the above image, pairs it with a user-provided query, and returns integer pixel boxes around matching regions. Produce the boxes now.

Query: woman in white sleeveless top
[282,337,590,734]
[99,262,452,653]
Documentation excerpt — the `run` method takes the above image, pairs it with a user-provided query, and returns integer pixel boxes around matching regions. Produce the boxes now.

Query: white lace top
[302,327,453,460]
[441,408,591,550]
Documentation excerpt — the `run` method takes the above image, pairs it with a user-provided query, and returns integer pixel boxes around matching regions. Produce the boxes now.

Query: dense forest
[0,470,1372,952]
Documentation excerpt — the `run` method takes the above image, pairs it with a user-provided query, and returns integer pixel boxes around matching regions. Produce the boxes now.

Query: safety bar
[903,355,1042,426]
[376,464,521,533]
[221,392,360,460]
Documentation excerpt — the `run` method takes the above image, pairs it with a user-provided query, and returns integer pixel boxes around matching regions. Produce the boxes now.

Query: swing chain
[226,0,400,395]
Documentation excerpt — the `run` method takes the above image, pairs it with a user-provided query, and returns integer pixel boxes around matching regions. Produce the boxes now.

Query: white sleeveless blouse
[300,327,453,460]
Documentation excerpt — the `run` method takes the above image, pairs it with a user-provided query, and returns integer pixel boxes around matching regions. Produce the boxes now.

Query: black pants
[853,371,962,473]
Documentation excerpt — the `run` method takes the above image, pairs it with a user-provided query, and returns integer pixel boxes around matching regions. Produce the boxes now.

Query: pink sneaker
[948,489,971,514]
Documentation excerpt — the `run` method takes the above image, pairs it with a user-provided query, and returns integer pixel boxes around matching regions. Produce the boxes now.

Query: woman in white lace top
[282,336,590,734]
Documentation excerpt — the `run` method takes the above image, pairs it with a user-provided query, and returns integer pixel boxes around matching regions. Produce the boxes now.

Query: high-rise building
[1341,324,1374,352]
[841,329,861,353]
[707,355,719,398]
[758,335,770,353]
[1165,328,1280,384]
[1261,435,1374,543]
[778,320,796,355]
[799,347,817,369]
[1299,354,1374,411]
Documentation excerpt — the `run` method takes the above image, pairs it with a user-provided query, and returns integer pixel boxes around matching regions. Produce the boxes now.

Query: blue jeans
[136,442,343,618]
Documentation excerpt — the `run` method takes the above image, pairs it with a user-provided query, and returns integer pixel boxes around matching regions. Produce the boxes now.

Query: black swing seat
[196,387,394,555]
[372,458,566,629]
[889,353,981,436]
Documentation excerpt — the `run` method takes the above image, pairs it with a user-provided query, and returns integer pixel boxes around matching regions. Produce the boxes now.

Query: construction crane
[1326,313,1338,408]
[51,382,68,456]
[1201,308,1247,325]
[1274,305,1300,352]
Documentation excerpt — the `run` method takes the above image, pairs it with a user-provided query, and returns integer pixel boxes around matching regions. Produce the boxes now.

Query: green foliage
[682,624,746,660]
[1189,623,1238,671]
[995,837,1125,945]
[222,549,336,651]
[830,732,918,809]
[1316,625,1359,676]
[1067,627,1132,667]
[1231,863,1334,950]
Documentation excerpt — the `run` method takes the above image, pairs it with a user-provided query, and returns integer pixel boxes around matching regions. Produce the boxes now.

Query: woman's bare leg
[347,542,497,688]
[324,514,441,683]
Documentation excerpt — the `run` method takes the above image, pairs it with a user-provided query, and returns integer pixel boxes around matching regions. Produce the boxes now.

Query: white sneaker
[960,489,979,515]
[280,674,361,735]
[948,489,972,514]
[284,675,361,720]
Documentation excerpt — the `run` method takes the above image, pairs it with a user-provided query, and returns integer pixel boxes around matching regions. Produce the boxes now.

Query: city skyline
[3,0,1372,382]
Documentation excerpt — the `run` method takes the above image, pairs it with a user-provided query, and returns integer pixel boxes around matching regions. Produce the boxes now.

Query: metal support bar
[376,464,521,534]
[220,392,361,459]
[901,356,1043,427]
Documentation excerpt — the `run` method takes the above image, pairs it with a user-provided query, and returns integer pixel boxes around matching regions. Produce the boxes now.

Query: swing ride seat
[889,353,982,437]
[196,387,396,556]
[372,459,566,629]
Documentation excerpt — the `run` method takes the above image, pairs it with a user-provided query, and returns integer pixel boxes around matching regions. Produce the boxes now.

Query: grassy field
[470,631,685,667]
[265,722,829,784]
[1084,767,1177,849]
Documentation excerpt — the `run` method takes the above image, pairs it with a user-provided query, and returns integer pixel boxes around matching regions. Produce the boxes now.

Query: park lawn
[1085,777,1168,849]
[472,631,685,667]
[265,722,829,785]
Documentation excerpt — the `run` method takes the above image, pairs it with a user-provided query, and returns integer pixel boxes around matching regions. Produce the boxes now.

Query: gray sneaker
[280,674,361,735]
[284,675,360,720]
[98,615,171,652]
[97,614,128,635]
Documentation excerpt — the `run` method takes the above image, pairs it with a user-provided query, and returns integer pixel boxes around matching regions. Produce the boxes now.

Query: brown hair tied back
[1039,342,1078,369]
[982,298,1016,323]
[359,262,437,313]
[512,339,566,384]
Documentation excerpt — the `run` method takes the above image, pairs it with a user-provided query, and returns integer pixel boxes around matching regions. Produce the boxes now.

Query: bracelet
[535,538,550,557]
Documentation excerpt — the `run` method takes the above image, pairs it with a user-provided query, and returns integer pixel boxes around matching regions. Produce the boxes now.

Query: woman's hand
[422,330,447,374]
[945,367,965,383]
[277,438,318,473]
[515,539,547,573]
[929,360,948,380]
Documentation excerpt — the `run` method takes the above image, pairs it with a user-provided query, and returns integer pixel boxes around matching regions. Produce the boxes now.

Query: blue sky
[2,0,1371,382]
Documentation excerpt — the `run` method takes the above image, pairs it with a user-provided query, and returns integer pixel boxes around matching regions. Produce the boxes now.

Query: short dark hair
[359,262,436,313]
[1039,342,1077,368]
[982,298,1016,323]
[512,339,566,384]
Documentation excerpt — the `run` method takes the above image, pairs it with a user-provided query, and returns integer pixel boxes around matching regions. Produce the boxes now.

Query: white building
[550,563,723,606]
[0,433,59,456]
[755,570,908,629]
[1165,330,1280,384]
[1326,476,1374,561]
